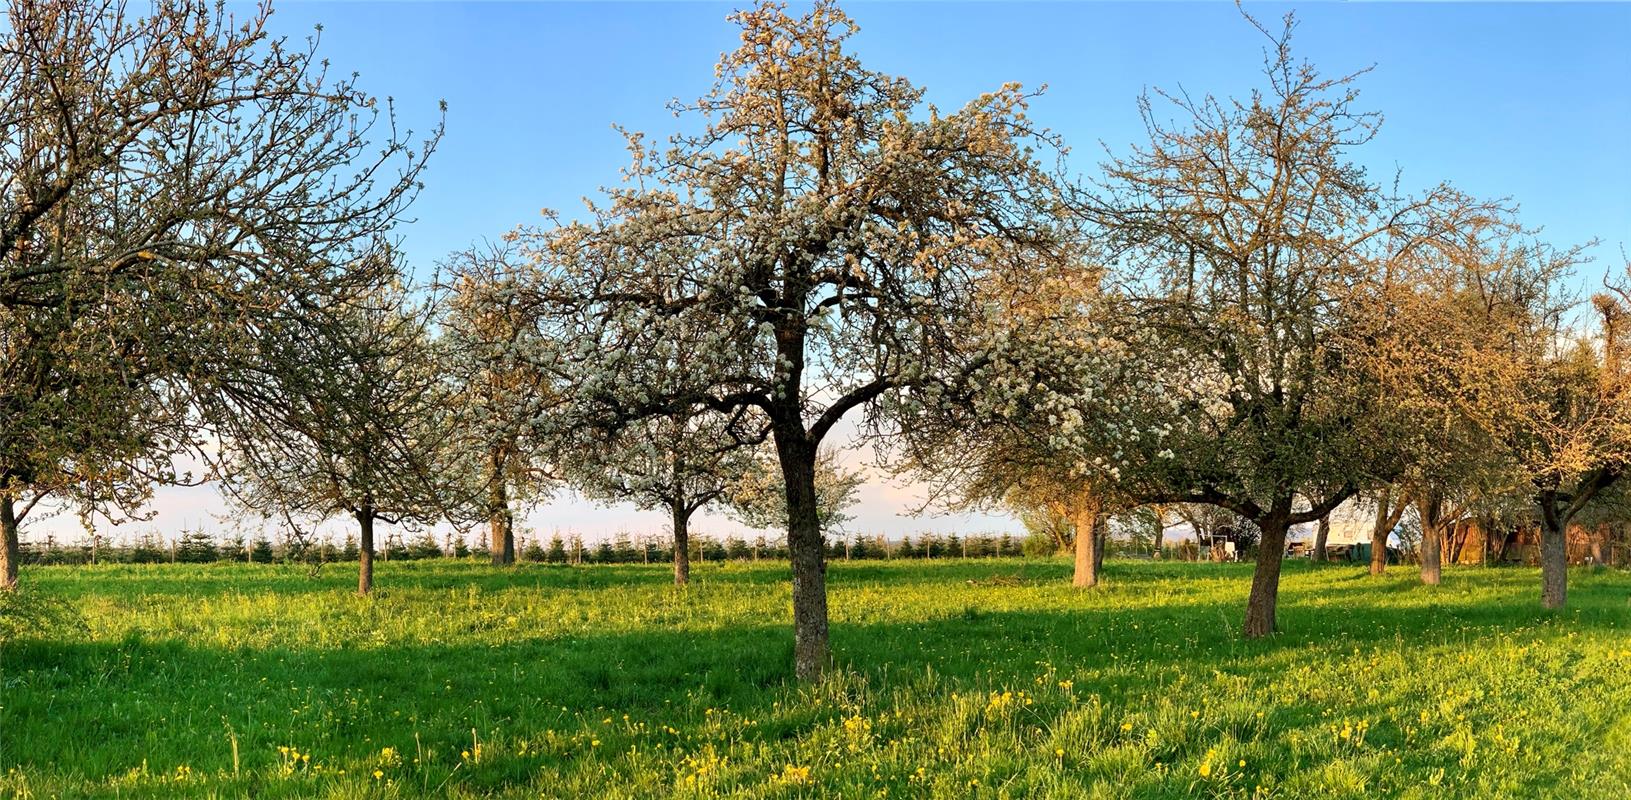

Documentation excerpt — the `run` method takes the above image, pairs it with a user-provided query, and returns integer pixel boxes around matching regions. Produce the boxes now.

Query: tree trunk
[1312,515,1330,563]
[776,432,828,682]
[671,500,691,586]
[0,494,18,591]
[1369,519,1389,576]
[1369,487,1391,576]
[492,513,514,565]
[357,506,376,596]
[488,446,515,565]
[1416,493,1444,586]
[1420,522,1443,585]
[1539,513,1568,610]
[488,481,515,566]
[1071,493,1103,588]
[1243,513,1290,638]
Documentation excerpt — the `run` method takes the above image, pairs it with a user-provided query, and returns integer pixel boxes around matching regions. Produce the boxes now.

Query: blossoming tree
[1076,15,1496,636]
[563,407,759,587]
[0,0,438,588]
[214,281,456,595]
[440,243,560,565]
[527,0,1075,679]
[1502,253,1631,608]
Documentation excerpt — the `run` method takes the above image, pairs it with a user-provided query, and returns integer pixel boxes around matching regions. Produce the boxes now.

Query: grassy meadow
[2,558,1629,798]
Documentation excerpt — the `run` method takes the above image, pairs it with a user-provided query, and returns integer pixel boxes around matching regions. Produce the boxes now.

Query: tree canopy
[523,0,1078,679]
[0,0,439,587]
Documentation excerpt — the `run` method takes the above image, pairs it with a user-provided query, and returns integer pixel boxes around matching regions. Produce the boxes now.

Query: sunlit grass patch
[3,559,1628,798]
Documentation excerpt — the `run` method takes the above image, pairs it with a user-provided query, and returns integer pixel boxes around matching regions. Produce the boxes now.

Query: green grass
[3,559,1629,798]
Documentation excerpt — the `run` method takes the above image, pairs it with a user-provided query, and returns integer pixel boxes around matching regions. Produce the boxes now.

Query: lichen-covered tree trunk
[670,500,691,587]
[0,494,18,591]
[488,488,515,567]
[357,506,376,596]
[777,432,828,682]
[1417,492,1445,585]
[489,450,515,565]
[489,510,514,565]
[1539,516,1568,609]
[1243,513,1290,638]
[1071,493,1104,588]
[1420,522,1443,585]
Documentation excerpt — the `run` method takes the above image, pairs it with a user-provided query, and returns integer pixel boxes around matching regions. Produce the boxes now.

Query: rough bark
[489,512,514,567]
[1312,515,1330,563]
[1538,504,1568,609]
[1420,522,1443,585]
[357,506,376,596]
[777,432,828,682]
[1243,513,1290,638]
[1071,493,1104,588]
[1416,492,1447,585]
[488,509,514,566]
[488,449,515,565]
[671,500,691,586]
[1531,472,1618,608]
[0,494,18,591]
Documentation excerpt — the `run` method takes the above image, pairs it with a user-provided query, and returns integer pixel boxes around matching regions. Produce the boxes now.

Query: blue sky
[266,0,1628,272]
[29,1,1631,545]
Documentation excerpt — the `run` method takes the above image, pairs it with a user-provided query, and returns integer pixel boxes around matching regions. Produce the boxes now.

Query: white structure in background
[1156,498,1403,556]
[1323,507,1381,547]
[1291,497,1404,561]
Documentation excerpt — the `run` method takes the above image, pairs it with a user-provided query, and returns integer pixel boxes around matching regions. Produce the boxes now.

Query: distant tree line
[44,522,1505,567]
[16,529,1057,566]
